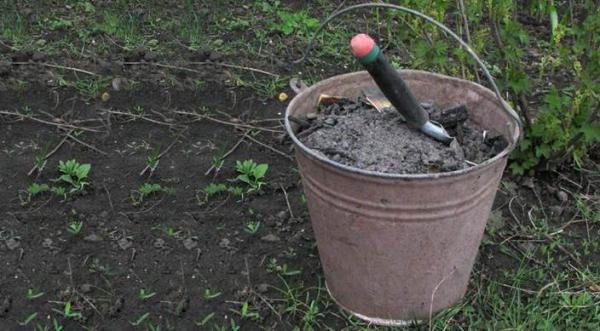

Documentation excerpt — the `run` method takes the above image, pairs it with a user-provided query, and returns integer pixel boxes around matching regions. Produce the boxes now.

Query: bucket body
[285,70,520,325]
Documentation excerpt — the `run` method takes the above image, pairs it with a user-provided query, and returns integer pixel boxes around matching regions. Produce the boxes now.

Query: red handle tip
[350,33,376,58]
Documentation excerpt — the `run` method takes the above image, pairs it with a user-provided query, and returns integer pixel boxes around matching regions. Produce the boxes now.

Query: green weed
[26,288,44,300]
[19,183,49,206]
[203,288,222,300]
[67,220,83,235]
[139,288,156,300]
[17,312,37,326]
[244,221,261,234]
[56,159,91,195]
[52,301,82,320]
[129,312,150,326]
[231,302,260,321]
[145,149,161,176]
[131,183,172,206]
[199,183,245,204]
[235,160,269,194]
[195,312,215,326]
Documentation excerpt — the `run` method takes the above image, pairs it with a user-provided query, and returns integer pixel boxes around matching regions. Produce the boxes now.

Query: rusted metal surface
[284,70,520,324]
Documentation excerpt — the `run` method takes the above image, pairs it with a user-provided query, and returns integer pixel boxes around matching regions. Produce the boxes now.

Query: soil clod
[297,98,507,174]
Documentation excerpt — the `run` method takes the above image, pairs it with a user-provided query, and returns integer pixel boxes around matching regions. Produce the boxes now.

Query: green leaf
[237,174,251,185]
[59,174,74,185]
[18,312,38,326]
[549,6,558,37]
[253,164,268,179]
[28,183,49,195]
[75,164,91,179]
[580,125,600,142]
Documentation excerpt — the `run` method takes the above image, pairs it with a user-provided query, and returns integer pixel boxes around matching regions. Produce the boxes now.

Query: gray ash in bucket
[294,98,507,174]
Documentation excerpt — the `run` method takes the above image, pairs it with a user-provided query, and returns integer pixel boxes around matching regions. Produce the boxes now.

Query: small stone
[332,154,341,162]
[5,238,20,250]
[182,238,198,250]
[153,238,165,249]
[256,283,269,293]
[556,190,568,202]
[80,284,92,293]
[84,234,102,242]
[261,234,280,242]
[420,102,434,110]
[276,210,288,220]
[520,177,535,189]
[42,238,53,249]
[219,238,230,248]
[111,77,128,91]
[306,112,317,120]
[324,117,337,126]
[101,92,110,102]
[117,237,132,250]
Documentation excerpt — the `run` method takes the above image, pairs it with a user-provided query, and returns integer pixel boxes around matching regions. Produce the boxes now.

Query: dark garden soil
[0,64,326,330]
[297,99,507,174]
[0,14,598,327]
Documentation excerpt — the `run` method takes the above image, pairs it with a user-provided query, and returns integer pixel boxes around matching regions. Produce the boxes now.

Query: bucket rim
[284,69,520,180]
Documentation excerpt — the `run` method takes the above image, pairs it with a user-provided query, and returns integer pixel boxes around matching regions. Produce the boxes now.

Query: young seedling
[32,153,48,175]
[203,288,222,300]
[162,226,182,239]
[235,160,269,193]
[131,183,171,206]
[244,221,260,234]
[34,324,49,331]
[67,220,83,235]
[147,323,162,331]
[53,319,64,331]
[146,149,161,176]
[211,155,225,174]
[133,105,145,116]
[138,288,156,300]
[202,183,228,200]
[26,288,44,300]
[267,258,301,276]
[19,183,49,205]
[50,186,67,200]
[231,302,260,321]
[56,159,91,195]
[227,186,244,199]
[129,312,150,326]
[52,301,82,320]
[17,312,38,326]
[195,312,215,326]
[198,183,247,205]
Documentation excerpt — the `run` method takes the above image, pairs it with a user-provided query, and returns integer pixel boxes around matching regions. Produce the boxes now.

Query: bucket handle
[294,3,523,136]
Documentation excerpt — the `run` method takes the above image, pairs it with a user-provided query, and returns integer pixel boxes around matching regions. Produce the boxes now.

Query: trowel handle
[295,2,523,143]
[351,34,428,129]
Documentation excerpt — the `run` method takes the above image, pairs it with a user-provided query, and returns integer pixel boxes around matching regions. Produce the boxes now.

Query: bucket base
[325,282,423,327]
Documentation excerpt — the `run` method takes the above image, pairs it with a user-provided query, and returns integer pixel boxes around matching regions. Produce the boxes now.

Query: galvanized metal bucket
[284,4,522,326]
